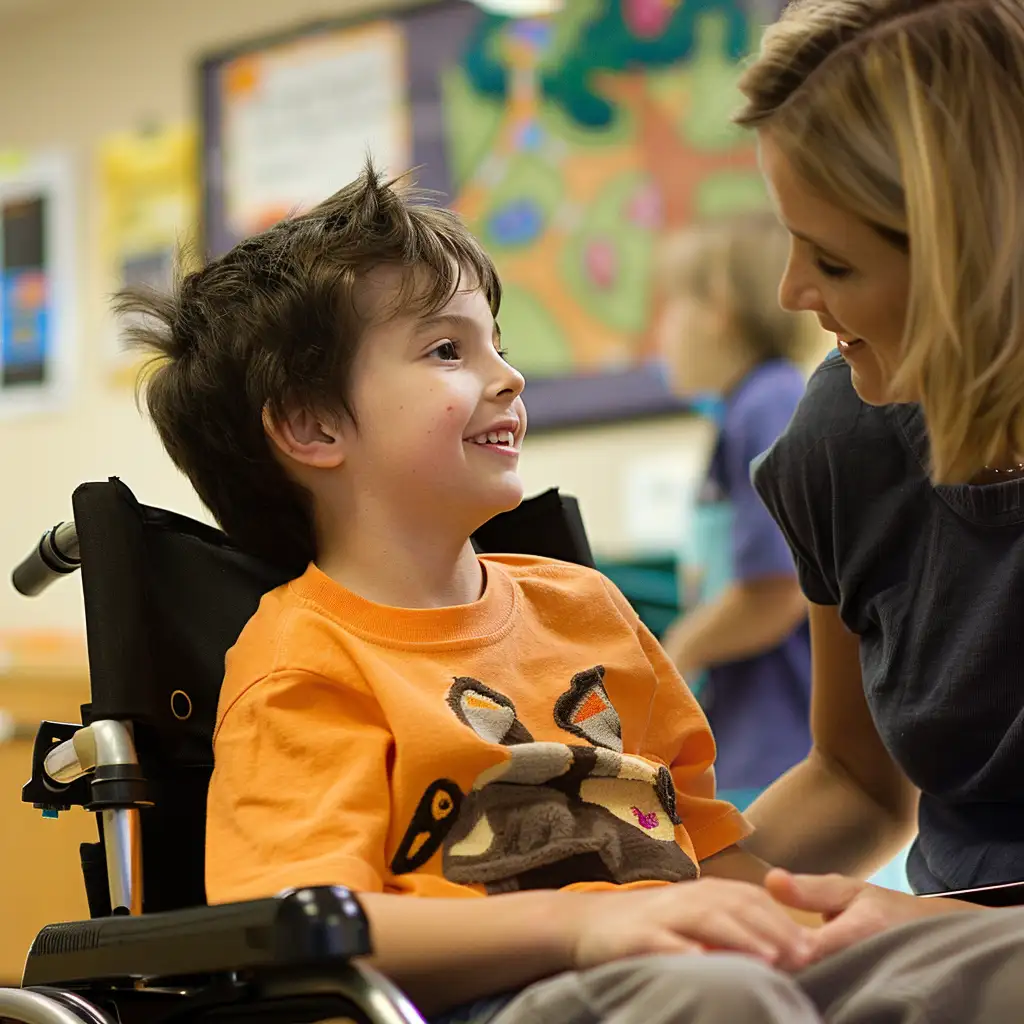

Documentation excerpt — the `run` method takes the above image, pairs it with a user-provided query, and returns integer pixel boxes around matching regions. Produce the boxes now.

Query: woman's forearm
[743,751,918,878]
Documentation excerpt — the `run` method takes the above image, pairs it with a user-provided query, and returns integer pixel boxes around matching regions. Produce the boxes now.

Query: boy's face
[343,265,527,533]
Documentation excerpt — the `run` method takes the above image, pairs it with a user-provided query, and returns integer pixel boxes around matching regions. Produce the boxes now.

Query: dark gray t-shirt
[753,351,1024,894]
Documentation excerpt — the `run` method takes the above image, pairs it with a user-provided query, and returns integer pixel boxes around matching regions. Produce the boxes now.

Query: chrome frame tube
[0,988,94,1024]
[41,719,144,915]
[259,962,428,1024]
[101,807,142,915]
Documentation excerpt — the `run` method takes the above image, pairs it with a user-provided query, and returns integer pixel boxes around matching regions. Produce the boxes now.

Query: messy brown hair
[118,159,501,575]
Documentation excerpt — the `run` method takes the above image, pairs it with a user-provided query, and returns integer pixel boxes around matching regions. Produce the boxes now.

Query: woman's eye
[816,257,851,279]
[433,340,459,361]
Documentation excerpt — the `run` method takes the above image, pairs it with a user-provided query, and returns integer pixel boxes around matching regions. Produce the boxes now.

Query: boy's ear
[263,404,346,469]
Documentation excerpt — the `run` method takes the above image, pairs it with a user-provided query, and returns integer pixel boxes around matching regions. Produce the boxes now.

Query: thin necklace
[977,462,1024,483]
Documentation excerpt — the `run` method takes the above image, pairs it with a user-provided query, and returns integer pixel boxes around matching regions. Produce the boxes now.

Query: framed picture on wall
[199,0,776,430]
[0,151,76,419]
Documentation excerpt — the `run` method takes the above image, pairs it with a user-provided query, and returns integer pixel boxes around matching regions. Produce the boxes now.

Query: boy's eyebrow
[416,313,501,343]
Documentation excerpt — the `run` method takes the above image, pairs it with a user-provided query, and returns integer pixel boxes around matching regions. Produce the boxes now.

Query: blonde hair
[736,0,1024,483]
[659,210,825,372]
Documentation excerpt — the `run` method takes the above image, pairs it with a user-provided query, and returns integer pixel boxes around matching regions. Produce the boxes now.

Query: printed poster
[97,124,198,381]
[0,151,75,418]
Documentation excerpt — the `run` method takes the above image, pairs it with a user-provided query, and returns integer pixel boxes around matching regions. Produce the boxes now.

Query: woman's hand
[765,868,976,960]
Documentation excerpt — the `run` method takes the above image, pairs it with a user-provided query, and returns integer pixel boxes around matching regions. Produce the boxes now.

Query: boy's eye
[496,347,509,361]
[816,257,851,279]
[433,340,460,361]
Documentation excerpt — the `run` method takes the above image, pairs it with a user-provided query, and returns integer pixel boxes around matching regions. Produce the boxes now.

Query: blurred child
[657,210,822,804]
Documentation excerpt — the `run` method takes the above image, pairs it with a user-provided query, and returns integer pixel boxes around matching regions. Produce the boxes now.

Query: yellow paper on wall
[97,124,197,385]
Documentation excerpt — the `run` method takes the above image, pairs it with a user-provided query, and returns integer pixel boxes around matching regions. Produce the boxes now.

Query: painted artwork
[201,0,777,428]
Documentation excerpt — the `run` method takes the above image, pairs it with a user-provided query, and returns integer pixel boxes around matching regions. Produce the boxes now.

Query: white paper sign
[622,453,705,552]
[222,21,410,236]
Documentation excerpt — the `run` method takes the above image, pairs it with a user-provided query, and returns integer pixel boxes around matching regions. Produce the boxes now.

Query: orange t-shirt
[206,555,750,904]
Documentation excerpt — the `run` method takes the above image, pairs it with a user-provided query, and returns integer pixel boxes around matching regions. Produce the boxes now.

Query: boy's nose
[492,355,525,400]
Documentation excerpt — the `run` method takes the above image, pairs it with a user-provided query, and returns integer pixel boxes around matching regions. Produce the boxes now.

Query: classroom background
[0,0,895,985]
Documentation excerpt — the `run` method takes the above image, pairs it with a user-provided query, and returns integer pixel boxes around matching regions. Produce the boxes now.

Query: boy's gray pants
[489,907,1024,1023]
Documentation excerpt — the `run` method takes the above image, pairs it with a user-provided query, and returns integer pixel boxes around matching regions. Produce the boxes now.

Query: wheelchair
[0,478,595,1024]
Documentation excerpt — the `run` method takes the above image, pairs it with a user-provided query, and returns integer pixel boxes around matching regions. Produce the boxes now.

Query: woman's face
[757,131,911,405]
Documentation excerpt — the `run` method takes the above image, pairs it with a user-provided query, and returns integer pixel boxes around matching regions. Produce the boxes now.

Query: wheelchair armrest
[22,886,371,987]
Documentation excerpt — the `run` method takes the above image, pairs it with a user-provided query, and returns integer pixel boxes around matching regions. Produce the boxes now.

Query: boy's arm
[359,890,574,1012]
[209,670,576,1011]
[211,669,814,1013]
[364,871,820,1011]
[207,669,393,902]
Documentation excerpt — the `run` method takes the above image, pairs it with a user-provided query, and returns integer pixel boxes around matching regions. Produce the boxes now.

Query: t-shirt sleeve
[599,576,751,863]
[206,668,392,904]
[725,370,805,583]
[751,360,843,606]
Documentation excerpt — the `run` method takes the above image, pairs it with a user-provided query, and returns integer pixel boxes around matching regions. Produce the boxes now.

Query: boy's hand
[569,878,817,973]
[765,868,975,961]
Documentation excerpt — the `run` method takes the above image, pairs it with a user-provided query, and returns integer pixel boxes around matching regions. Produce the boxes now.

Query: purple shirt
[699,361,812,791]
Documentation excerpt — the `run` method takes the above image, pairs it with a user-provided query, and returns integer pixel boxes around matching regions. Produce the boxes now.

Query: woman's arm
[743,602,918,877]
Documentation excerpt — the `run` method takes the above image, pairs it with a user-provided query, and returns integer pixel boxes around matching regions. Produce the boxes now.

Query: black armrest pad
[23,886,370,987]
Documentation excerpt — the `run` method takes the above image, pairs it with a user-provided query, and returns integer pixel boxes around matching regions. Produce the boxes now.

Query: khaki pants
[489,907,1024,1023]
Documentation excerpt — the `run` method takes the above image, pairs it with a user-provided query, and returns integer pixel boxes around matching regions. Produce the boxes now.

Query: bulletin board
[199,0,777,430]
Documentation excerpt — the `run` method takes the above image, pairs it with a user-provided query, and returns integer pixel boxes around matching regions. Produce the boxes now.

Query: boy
[121,163,993,1024]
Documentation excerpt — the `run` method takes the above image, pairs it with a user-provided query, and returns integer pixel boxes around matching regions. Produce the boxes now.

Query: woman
[656,213,815,804]
[727,0,1024,958]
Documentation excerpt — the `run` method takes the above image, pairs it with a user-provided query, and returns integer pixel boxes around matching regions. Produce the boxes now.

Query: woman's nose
[778,266,823,314]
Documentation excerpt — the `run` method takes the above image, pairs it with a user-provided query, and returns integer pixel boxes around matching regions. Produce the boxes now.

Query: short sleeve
[598,576,751,860]
[751,359,846,606]
[634,624,752,860]
[723,368,805,583]
[206,668,392,903]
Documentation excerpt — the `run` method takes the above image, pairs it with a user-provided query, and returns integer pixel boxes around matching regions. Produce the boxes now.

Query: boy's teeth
[469,430,514,445]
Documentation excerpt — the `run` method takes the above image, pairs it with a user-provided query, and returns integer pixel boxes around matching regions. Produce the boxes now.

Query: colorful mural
[441,0,769,378]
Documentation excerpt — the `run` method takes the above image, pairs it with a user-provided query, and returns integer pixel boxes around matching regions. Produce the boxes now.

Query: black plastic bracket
[21,720,90,816]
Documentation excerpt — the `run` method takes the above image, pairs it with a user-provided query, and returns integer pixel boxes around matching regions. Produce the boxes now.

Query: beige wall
[0,0,720,635]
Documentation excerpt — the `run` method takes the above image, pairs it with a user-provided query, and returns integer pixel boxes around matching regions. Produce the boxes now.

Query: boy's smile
[464,419,523,456]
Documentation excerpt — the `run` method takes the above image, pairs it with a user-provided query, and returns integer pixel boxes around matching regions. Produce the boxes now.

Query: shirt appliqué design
[391,669,696,892]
